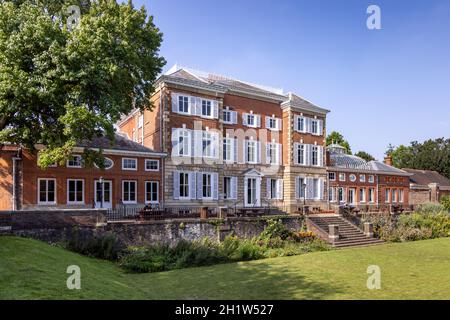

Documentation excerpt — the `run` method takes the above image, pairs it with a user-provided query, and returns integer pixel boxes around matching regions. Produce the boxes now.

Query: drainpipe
[160,84,165,208]
[12,150,22,211]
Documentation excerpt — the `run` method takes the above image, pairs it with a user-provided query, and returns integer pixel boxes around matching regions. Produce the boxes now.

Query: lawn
[1,236,450,299]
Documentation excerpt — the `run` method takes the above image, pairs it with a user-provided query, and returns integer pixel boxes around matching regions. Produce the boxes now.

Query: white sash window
[223,176,238,200]
[267,178,283,200]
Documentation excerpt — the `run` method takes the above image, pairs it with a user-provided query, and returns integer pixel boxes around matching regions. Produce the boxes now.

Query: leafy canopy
[354,151,375,162]
[0,0,165,167]
[386,138,450,179]
[326,131,352,154]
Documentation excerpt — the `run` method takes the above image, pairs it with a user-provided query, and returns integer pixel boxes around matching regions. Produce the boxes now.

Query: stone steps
[307,215,384,248]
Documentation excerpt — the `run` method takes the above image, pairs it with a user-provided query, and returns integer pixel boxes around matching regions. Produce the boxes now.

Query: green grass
[1,236,450,299]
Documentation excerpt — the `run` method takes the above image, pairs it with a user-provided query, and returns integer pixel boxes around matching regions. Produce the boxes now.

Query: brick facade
[0,137,165,211]
[118,66,330,213]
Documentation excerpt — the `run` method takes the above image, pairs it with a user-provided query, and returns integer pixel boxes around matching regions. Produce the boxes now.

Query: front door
[244,177,260,207]
[94,180,112,209]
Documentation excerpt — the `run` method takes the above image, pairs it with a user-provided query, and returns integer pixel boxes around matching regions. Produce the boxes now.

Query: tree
[354,151,375,162]
[0,0,165,168]
[326,131,352,154]
[386,138,450,179]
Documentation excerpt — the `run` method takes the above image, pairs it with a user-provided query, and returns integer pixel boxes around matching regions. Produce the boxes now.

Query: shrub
[440,196,450,212]
[66,231,121,260]
[119,239,228,273]
[363,208,450,242]
[258,219,293,241]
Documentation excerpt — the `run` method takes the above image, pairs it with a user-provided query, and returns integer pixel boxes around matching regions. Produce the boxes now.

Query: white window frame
[338,187,345,203]
[178,129,191,157]
[202,131,214,158]
[312,178,321,200]
[223,109,232,124]
[360,174,366,182]
[368,188,375,203]
[368,175,375,183]
[311,119,320,136]
[201,173,213,200]
[145,181,159,204]
[295,144,306,165]
[359,188,366,203]
[385,189,390,203]
[328,172,336,181]
[122,180,137,204]
[223,138,233,163]
[223,176,237,200]
[329,187,337,202]
[122,158,138,171]
[243,113,260,128]
[201,99,213,118]
[392,189,397,203]
[179,172,190,199]
[94,157,114,170]
[178,95,189,114]
[399,189,404,203]
[145,159,159,171]
[295,116,306,133]
[267,142,280,165]
[245,139,258,164]
[223,108,237,124]
[349,174,357,182]
[246,114,256,127]
[67,155,83,168]
[266,116,280,131]
[339,173,346,182]
[37,178,57,205]
[138,115,144,128]
[67,179,84,205]
[311,146,319,166]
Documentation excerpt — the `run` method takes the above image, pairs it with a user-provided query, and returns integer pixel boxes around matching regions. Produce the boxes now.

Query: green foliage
[258,219,293,241]
[65,231,121,260]
[386,138,450,179]
[363,206,450,242]
[118,221,330,274]
[0,0,165,168]
[118,240,228,273]
[440,196,450,212]
[354,151,375,162]
[326,131,352,154]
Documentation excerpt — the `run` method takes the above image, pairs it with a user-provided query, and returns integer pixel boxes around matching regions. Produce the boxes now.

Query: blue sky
[133,0,450,160]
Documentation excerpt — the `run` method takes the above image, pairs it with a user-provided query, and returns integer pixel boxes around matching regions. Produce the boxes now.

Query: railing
[106,203,290,222]
[106,205,220,222]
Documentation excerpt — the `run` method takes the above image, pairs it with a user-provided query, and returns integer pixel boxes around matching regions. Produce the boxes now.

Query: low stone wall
[105,216,304,246]
[0,210,305,247]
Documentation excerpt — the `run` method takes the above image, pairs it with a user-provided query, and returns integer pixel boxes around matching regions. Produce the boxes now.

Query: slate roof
[163,65,296,103]
[328,146,410,175]
[368,161,410,175]
[78,133,162,155]
[403,169,450,188]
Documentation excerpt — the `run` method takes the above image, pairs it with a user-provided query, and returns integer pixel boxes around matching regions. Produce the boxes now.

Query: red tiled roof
[403,169,450,187]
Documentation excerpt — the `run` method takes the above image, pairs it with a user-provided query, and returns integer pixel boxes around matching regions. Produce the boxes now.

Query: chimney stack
[384,155,393,166]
